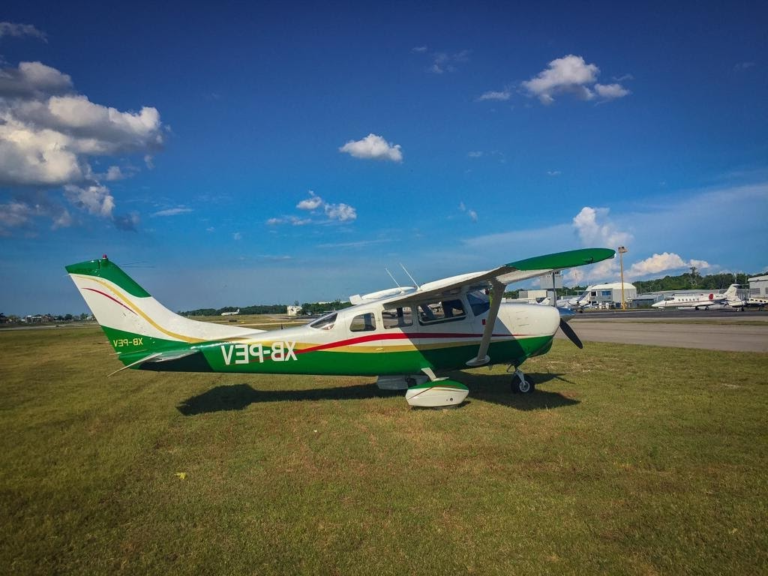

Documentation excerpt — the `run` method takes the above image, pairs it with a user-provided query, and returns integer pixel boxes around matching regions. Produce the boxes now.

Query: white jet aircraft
[652,284,742,310]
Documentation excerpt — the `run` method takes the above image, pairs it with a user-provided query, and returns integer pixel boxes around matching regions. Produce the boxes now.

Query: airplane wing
[380,247,615,368]
[382,248,615,309]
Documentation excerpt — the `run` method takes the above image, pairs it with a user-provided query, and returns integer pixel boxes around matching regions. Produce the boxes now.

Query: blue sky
[1,1,767,314]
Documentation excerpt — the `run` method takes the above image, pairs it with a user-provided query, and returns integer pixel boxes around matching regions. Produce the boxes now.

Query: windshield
[309,312,337,330]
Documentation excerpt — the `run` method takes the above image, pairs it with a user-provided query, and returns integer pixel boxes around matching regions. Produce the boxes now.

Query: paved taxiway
[558,318,768,352]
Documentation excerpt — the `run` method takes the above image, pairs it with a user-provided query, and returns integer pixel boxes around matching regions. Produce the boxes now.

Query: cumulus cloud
[0,60,165,234]
[0,22,47,42]
[522,55,630,104]
[572,206,632,248]
[594,83,631,100]
[297,190,323,210]
[339,133,403,162]
[104,166,125,181]
[268,191,357,226]
[63,184,115,218]
[0,192,76,236]
[477,89,511,102]
[324,202,357,222]
[627,252,710,279]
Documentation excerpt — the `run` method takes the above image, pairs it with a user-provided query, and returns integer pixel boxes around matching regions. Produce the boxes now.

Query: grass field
[1,326,766,575]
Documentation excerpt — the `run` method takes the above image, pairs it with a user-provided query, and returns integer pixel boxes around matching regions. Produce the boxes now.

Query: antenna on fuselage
[385,268,401,288]
[399,263,421,290]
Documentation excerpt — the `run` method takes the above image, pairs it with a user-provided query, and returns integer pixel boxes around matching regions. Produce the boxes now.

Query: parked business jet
[652,284,742,310]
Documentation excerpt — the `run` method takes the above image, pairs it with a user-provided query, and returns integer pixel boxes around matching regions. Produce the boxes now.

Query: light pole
[618,246,628,310]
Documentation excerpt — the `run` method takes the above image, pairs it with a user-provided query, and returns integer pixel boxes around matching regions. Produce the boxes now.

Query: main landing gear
[511,369,535,394]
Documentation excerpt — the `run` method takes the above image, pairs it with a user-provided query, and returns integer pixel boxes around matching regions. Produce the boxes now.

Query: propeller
[559,318,583,349]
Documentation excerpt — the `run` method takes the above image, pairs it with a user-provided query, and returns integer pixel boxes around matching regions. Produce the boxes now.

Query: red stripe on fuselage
[83,288,137,315]
[296,332,523,354]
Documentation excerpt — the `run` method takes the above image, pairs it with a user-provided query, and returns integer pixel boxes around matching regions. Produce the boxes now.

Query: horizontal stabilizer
[109,348,200,376]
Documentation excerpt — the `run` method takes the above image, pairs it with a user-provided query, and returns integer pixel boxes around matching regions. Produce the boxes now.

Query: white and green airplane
[66,248,614,408]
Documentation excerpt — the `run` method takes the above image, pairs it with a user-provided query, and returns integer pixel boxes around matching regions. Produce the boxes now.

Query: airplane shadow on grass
[177,372,579,416]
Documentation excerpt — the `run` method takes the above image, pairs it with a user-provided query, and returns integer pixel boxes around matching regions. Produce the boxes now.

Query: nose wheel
[511,369,535,394]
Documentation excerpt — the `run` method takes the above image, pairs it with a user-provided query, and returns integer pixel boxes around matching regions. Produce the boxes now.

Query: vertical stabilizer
[66,256,260,358]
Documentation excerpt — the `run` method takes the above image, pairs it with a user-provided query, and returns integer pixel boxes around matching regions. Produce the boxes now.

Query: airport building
[579,282,637,308]
[748,275,768,297]
[287,305,303,316]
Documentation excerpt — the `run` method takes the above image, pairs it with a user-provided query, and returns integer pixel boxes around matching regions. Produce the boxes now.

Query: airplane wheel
[511,373,535,394]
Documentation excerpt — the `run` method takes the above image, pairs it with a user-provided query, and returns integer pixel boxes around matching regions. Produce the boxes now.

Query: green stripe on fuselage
[99,326,553,377]
[193,335,553,376]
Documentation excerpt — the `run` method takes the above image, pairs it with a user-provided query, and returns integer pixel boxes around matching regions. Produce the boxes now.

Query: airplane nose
[535,304,561,336]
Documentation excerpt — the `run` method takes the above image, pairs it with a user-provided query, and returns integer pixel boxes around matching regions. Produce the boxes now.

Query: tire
[511,373,535,394]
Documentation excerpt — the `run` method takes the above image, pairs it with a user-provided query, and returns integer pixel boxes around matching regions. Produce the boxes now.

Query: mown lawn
[1,326,766,575]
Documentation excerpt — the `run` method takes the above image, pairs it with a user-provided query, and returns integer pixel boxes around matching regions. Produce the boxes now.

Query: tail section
[66,256,260,359]
[723,284,744,307]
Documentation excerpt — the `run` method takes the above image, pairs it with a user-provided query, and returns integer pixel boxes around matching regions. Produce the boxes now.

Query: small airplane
[66,248,614,408]
[652,284,742,311]
[724,285,767,311]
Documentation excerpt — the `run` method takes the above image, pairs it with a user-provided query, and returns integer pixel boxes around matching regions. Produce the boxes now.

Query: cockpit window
[467,290,490,316]
[309,312,337,330]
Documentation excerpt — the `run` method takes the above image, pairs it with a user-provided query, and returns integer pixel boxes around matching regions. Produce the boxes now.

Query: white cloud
[206,226,215,232]
[324,203,357,222]
[547,170,561,176]
[594,83,630,100]
[267,216,311,226]
[270,192,357,226]
[522,55,629,104]
[0,60,165,233]
[477,89,511,102]
[627,252,711,279]
[411,46,428,53]
[152,207,193,217]
[573,206,632,248]
[0,22,47,42]
[63,184,115,218]
[0,201,34,233]
[233,232,242,241]
[297,190,323,210]
[105,166,125,181]
[339,133,403,162]
[144,154,154,169]
[468,151,483,158]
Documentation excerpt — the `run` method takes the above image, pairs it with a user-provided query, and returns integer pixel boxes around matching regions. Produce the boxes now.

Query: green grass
[1,327,766,575]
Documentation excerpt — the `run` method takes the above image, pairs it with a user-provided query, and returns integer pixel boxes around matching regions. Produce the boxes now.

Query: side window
[350,312,377,332]
[383,307,413,329]
[418,299,467,325]
[467,290,490,316]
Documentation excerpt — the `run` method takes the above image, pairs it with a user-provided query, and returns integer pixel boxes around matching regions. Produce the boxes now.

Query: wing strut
[466,280,505,367]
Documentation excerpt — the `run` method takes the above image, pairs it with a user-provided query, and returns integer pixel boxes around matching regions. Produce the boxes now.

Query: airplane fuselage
[120,300,561,376]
